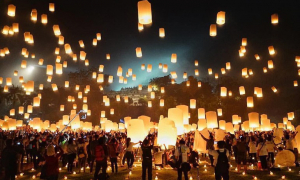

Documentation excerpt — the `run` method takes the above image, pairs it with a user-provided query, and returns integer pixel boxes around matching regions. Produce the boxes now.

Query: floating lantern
[198,108,205,119]
[93,39,97,46]
[99,65,104,72]
[33,97,40,107]
[220,87,227,97]
[183,72,187,79]
[171,53,177,63]
[247,97,254,107]
[60,105,64,111]
[31,9,37,22]
[19,106,24,114]
[221,68,226,74]
[208,68,213,75]
[255,54,260,60]
[7,5,16,17]
[64,44,72,54]
[6,78,12,86]
[242,38,247,46]
[186,81,190,87]
[138,84,142,91]
[195,60,198,66]
[215,73,219,79]
[51,84,58,91]
[226,62,231,70]
[138,23,144,31]
[190,99,196,109]
[268,46,275,55]
[268,60,274,69]
[148,101,152,107]
[147,64,152,72]
[249,112,259,128]
[106,54,110,60]
[216,11,225,25]
[53,25,61,36]
[58,36,64,45]
[141,64,145,70]
[195,70,199,76]
[239,86,245,95]
[217,109,222,116]
[288,112,294,120]
[136,47,142,57]
[294,81,298,87]
[210,24,217,36]
[96,33,101,40]
[263,67,268,73]
[163,64,168,73]
[271,14,278,24]
[206,111,218,129]
[219,120,226,130]
[160,99,164,107]
[21,60,27,69]
[108,76,113,83]
[158,63,162,69]
[41,14,47,24]
[198,82,202,87]
[49,3,55,12]
[10,109,15,116]
[137,0,152,24]
[159,28,165,38]
[56,63,63,75]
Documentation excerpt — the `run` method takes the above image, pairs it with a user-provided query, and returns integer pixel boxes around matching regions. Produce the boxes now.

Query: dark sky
[1,0,300,122]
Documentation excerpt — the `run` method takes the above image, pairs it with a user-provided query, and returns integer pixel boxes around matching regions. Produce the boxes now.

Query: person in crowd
[31,135,41,170]
[77,138,87,173]
[175,139,190,180]
[248,136,257,164]
[67,138,77,173]
[141,137,154,180]
[94,137,108,180]
[209,141,230,180]
[44,145,63,180]
[107,138,118,173]
[266,136,276,167]
[236,136,248,173]
[117,137,125,167]
[89,134,99,173]
[257,137,268,170]
[2,139,20,180]
[200,132,215,166]
[59,134,68,167]
[123,138,139,169]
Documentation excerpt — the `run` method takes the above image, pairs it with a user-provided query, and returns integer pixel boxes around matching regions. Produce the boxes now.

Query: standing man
[175,139,190,180]
[141,138,153,180]
[209,141,230,180]
[2,139,20,180]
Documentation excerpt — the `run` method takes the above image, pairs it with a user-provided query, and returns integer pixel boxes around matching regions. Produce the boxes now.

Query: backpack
[95,145,105,161]
[216,150,229,171]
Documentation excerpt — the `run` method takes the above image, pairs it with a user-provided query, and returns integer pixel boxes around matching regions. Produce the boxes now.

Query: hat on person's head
[47,145,55,156]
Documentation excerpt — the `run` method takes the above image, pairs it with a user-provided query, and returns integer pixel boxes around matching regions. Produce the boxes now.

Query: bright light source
[27,66,34,73]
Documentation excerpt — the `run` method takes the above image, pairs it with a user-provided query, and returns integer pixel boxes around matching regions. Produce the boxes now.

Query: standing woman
[67,138,77,173]
[248,136,257,164]
[44,145,63,180]
[123,138,139,169]
[257,137,268,170]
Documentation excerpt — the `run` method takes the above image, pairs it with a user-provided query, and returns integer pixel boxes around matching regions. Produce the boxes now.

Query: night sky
[1,0,300,121]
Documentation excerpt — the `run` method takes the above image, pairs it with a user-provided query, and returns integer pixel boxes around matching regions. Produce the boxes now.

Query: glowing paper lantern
[271,86,277,92]
[216,11,225,25]
[127,119,147,143]
[157,118,177,148]
[206,111,218,129]
[190,99,196,109]
[217,109,222,116]
[210,24,217,36]
[63,115,69,125]
[137,0,152,24]
[268,60,274,69]
[148,101,152,107]
[53,25,61,36]
[268,46,275,55]
[225,122,234,134]
[294,81,298,87]
[138,84,142,91]
[41,14,47,24]
[10,109,15,116]
[136,47,142,57]
[198,82,202,87]
[271,14,278,24]
[49,3,55,12]
[208,68,213,75]
[239,86,245,95]
[226,62,231,70]
[247,97,254,107]
[159,28,165,38]
[147,64,152,72]
[219,120,226,130]
[287,112,294,120]
[255,54,260,60]
[7,4,16,17]
[176,105,189,125]
[220,87,227,97]
[163,64,168,73]
[171,54,177,63]
[56,63,63,74]
[249,112,259,128]
[198,108,205,119]
[168,108,184,135]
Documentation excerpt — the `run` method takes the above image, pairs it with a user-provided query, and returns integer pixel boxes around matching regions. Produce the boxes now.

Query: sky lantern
[49,3,55,12]
[157,118,177,148]
[138,23,144,31]
[232,115,240,125]
[12,23,19,32]
[128,68,133,76]
[295,56,300,62]
[27,105,33,113]
[124,78,128,84]
[78,92,83,99]
[159,28,165,38]
[150,92,155,99]
[72,104,77,110]
[79,40,85,48]
[93,38,97,46]
[56,63,63,74]
[239,86,245,95]
[2,26,9,35]
[63,61,67,68]
[158,63,162,69]
[248,69,253,75]
[46,65,53,75]
[132,74,136,80]
[210,24,217,36]
[38,59,44,65]
[217,109,222,116]
[186,81,190,87]
[52,84,58,91]
[21,60,27,68]
[63,115,69,125]
[163,64,168,73]
[249,112,259,128]
[219,120,226,130]
[60,105,64,112]
[117,66,122,76]
[7,4,16,17]
[268,60,274,69]
[221,68,226,74]
[198,108,205,119]
[148,101,152,107]
[64,44,72,54]
[31,9,38,22]
[271,86,277,92]
[119,76,124,83]
[283,117,288,125]
[242,38,247,46]
[96,33,101,40]
[106,54,111,60]
[208,68,213,75]
[99,65,104,72]
[56,56,61,63]
[263,67,268,73]
[64,81,69,88]
[271,14,279,24]
[6,78,12,86]
[72,54,77,61]
[3,86,9,93]
[39,84,43,90]
[147,64,152,72]
[255,54,260,60]
[160,99,164,106]
[194,60,199,66]
[168,108,184,135]
[287,112,294,120]
[83,97,87,103]
[247,97,254,107]
[226,62,231,70]
[190,99,196,109]
[240,46,246,53]
[41,14,48,24]
[53,25,61,36]
[195,69,199,76]
[242,68,248,76]
[0,77,2,84]
[160,87,165,93]
[108,76,113,83]
[137,84,142,91]
[215,73,219,79]
[97,74,104,83]
[82,104,88,112]
[141,64,145,70]
[294,80,298,87]
[10,109,15,116]
[58,36,64,45]
[197,119,206,131]
[137,0,152,24]
[268,46,275,55]
[19,106,24,114]
[220,87,227,97]
[216,11,225,25]
[33,97,40,107]
[256,88,263,97]
[171,53,177,63]
[206,111,218,129]
[136,47,142,57]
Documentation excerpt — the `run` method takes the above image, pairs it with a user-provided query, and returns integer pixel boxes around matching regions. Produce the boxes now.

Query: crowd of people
[0,127,298,180]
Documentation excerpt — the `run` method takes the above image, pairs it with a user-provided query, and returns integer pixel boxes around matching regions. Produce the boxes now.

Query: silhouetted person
[2,139,19,180]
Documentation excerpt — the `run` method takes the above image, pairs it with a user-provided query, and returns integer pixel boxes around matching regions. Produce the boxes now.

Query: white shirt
[175,145,190,163]
[257,142,268,156]
[209,148,230,167]
[265,141,275,153]
[249,141,257,154]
